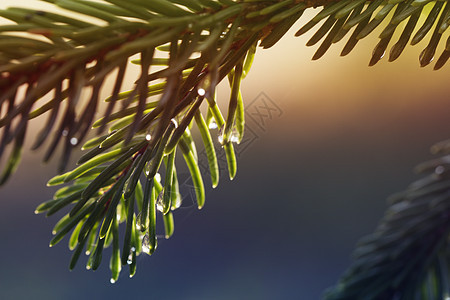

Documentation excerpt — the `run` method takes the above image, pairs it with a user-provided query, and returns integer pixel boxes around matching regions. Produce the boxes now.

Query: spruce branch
[0,0,447,283]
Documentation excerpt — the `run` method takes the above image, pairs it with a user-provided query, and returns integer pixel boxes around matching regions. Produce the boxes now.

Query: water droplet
[131,246,136,252]
[155,173,161,183]
[208,119,218,130]
[62,129,68,136]
[127,253,133,265]
[171,118,178,128]
[197,88,206,96]
[156,191,164,212]
[136,212,142,231]
[230,134,239,143]
[142,233,150,254]
[70,137,78,145]
[218,126,239,145]
[218,126,224,144]
[110,278,116,284]
[145,134,152,141]
[435,165,445,175]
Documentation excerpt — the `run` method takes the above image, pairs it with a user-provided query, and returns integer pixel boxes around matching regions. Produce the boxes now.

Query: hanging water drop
[145,134,152,141]
[136,212,142,231]
[197,88,206,96]
[155,173,161,183]
[62,129,68,136]
[208,119,218,130]
[435,165,445,175]
[156,191,164,212]
[142,233,150,254]
[218,125,239,145]
[70,137,78,145]
[218,125,224,144]
[110,278,116,284]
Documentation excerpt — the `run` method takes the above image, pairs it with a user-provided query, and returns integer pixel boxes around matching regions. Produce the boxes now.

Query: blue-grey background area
[0,19,450,300]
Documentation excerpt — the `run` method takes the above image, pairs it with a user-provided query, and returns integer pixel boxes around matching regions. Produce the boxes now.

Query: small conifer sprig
[324,139,450,300]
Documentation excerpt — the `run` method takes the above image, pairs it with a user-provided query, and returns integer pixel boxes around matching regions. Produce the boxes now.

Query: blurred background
[0,1,449,299]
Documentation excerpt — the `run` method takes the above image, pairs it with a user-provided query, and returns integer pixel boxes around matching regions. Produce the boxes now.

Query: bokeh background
[0,1,449,299]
